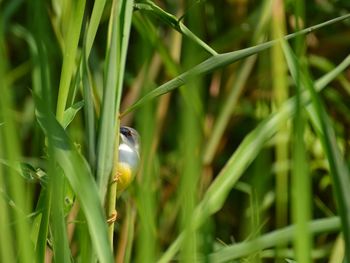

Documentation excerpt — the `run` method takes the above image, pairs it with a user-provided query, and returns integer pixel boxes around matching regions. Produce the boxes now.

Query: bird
[115,126,140,194]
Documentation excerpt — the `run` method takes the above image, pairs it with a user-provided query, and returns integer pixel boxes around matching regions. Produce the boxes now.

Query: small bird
[116,126,140,194]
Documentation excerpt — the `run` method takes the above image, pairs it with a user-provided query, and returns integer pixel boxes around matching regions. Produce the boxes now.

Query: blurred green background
[0,0,350,262]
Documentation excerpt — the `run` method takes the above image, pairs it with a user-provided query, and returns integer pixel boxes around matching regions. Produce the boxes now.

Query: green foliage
[0,0,350,262]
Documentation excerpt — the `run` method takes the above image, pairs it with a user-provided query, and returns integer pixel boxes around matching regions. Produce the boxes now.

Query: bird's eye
[120,126,129,136]
[120,126,139,148]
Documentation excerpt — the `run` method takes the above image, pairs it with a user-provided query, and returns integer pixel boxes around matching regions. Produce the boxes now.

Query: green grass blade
[85,0,107,58]
[309,55,350,96]
[282,42,350,262]
[96,0,134,202]
[135,90,158,263]
[0,186,15,263]
[35,96,113,263]
[62,100,84,129]
[50,160,71,262]
[177,4,204,260]
[208,217,340,262]
[134,0,218,55]
[33,187,51,263]
[270,6,291,257]
[122,13,350,116]
[0,23,16,263]
[95,0,119,200]
[49,163,71,261]
[26,6,73,259]
[289,1,312,260]
[0,23,34,263]
[81,51,96,170]
[15,14,51,261]
[158,52,350,263]
[56,0,86,122]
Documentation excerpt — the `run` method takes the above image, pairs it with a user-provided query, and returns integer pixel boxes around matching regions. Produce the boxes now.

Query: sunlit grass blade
[122,13,350,116]
[56,0,86,122]
[85,0,107,58]
[329,235,345,262]
[309,55,350,96]
[158,52,350,263]
[208,217,340,262]
[62,100,84,129]
[134,0,218,55]
[282,42,350,262]
[35,96,113,263]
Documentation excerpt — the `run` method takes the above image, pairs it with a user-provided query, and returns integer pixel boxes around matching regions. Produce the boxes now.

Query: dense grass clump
[0,0,350,262]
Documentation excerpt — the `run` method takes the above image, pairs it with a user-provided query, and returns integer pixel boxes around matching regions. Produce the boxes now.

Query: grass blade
[134,0,218,55]
[0,22,34,263]
[208,217,340,262]
[35,96,113,263]
[158,52,350,263]
[122,13,350,116]
[282,41,350,262]
[0,23,17,263]
[271,0,289,235]
[81,51,97,171]
[289,1,313,261]
[96,0,134,202]
[62,100,84,129]
[85,0,107,58]
[56,0,86,122]
[33,187,51,262]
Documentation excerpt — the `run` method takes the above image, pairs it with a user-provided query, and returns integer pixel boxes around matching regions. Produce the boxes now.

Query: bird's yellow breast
[116,162,133,193]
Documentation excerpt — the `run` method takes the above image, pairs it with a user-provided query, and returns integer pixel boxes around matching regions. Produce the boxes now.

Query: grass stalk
[134,43,160,263]
[290,1,313,261]
[208,217,340,261]
[95,0,134,251]
[178,2,203,261]
[271,0,289,236]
